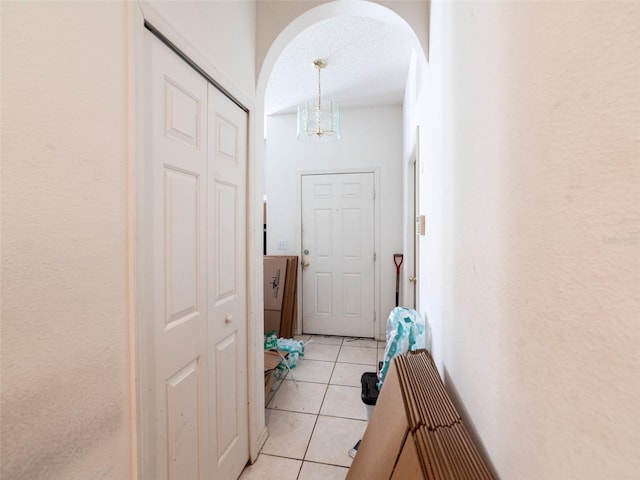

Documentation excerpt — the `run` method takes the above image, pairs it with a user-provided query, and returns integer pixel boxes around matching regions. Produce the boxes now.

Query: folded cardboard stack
[263,256,298,338]
[402,424,493,479]
[394,353,461,431]
[348,351,494,480]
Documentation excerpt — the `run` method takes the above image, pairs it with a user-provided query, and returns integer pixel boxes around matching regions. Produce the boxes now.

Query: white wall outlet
[277,240,287,250]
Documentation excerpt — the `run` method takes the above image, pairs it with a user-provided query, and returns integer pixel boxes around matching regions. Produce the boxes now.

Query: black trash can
[361,372,380,421]
[350,371,381,458]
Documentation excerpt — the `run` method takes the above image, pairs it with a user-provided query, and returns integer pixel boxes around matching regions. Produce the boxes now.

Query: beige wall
[1,2,131,479]
[415,1,640,477]
[1,0,261,477]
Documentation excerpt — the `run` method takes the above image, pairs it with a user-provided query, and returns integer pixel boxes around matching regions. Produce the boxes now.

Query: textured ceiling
[265,15,415,115]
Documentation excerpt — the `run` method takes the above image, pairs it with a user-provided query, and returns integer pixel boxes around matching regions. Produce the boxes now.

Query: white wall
[404,47,447,375]
[409,1,640,478]
[146,0,256,103]
[1,0,261,477]
[256,0,429,82]
[265,107,404,339]
[1,3,131,478]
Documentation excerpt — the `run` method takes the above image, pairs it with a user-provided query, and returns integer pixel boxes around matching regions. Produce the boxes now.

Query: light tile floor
[240,335,386,480]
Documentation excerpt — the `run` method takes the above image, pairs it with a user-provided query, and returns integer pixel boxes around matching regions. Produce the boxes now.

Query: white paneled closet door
[207,85,248,480]
[144,30,248,480]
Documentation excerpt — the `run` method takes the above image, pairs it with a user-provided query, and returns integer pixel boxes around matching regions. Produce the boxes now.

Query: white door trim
[128,5,147,478]
[412,125,422,314]
[297,168,382,340]
[129,3,264,478]
[404,134,418,311]
[137,1,254,112]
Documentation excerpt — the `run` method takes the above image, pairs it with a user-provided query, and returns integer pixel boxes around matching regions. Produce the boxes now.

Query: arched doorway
[255,0,429,339]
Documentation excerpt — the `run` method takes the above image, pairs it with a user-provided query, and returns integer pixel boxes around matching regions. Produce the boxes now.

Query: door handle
[409,275,417,283]
[224,314,233,324]
[302,260,310,269]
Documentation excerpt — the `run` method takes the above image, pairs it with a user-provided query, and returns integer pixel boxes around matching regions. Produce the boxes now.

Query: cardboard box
[279,256,298,338]
[264,256,298,338]
[264,310,281,336]
[264,370,275,397]
[264,256,287,310]
[264,350,284,370]
[264,350,282,400]
[264,350,286,398]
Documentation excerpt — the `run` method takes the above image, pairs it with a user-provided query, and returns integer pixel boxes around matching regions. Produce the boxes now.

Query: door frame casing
[405,126,421,311]
[128,2,264,478]
[297,168,382,340]
[412,125,421,314]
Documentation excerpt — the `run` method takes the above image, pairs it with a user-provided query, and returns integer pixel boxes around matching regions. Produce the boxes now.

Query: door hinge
[373,251,376,262]
[373,311,376,323]
[373,189,376,200]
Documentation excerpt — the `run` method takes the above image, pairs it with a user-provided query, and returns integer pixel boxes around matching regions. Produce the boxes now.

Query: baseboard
[252,426,269,463]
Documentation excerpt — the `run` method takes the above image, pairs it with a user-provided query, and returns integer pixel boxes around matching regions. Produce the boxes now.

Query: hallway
[241,335,385,479]
[3,1,639,478]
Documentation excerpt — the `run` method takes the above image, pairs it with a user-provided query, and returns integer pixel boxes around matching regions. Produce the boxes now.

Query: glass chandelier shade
[296,59,342,143]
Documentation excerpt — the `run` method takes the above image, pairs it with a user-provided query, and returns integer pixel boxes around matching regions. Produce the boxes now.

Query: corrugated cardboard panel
[349,352,494,480]
[405,352,461,430]
[390,433,424,480]
[347,360,410,480]
[395,356,422,432]
[280,256,298,338]
[264,309,281,336]
[264,371,274,397]
[264,256,287,310]
[264,350,285,371]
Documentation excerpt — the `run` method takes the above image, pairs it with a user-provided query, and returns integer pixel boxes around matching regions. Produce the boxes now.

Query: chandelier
[297,59,342,143]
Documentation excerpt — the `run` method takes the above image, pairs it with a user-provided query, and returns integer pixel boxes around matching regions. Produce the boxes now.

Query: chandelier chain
[317,63,322,113]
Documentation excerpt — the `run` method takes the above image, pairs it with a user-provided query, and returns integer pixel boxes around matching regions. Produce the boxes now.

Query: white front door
[301,173,375,338]
[144,30,248,480]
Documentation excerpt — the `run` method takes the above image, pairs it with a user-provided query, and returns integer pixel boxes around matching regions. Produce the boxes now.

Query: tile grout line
[322,339,343,414]
[257,453,351,472]
[296,412,319,480]
[265,407,369,423]
[297,339,343,479]
[260,337,377,478]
